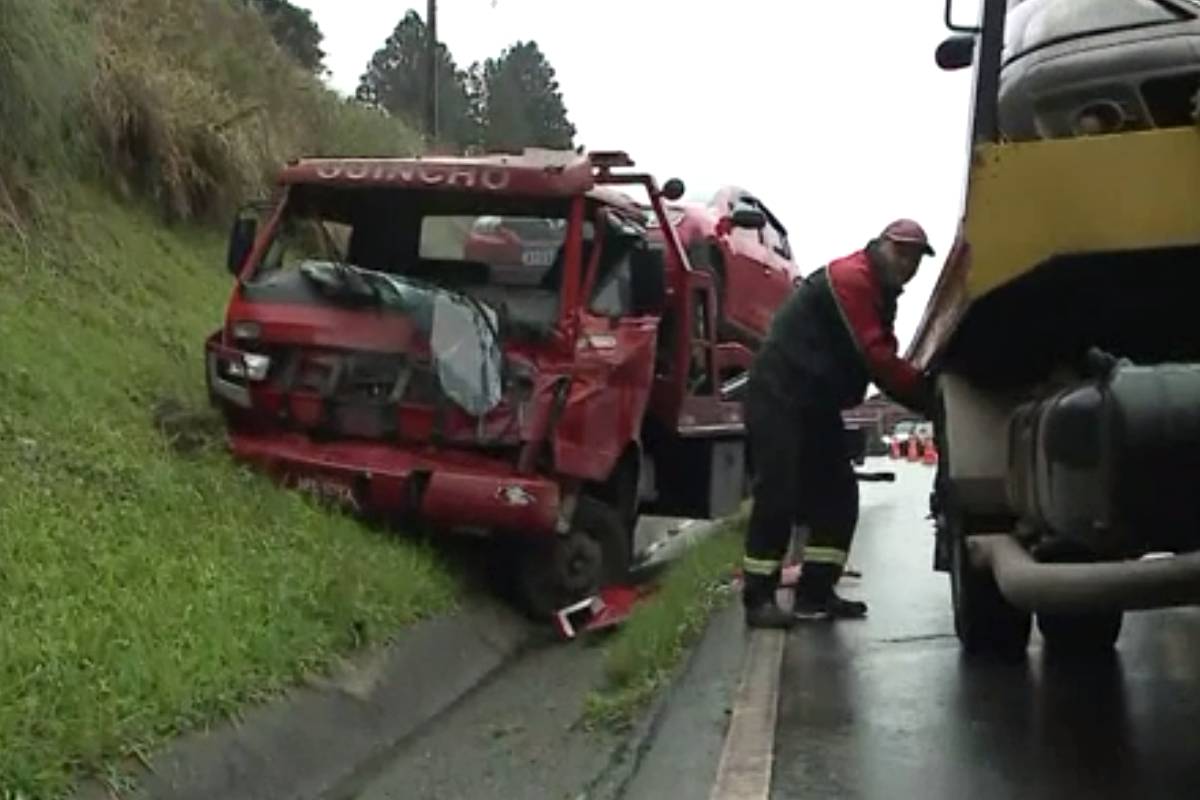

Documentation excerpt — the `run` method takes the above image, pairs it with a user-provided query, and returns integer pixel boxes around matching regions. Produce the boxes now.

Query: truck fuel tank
[1007,350,1200,556]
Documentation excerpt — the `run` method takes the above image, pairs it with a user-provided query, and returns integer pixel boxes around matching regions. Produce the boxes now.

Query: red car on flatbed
[208,149,765,615]
[655,186,802,349]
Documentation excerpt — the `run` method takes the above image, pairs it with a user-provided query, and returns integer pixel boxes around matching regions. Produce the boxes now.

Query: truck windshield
[245,187,585,416]
[251,186,585,340]
[1004,0,1191,63]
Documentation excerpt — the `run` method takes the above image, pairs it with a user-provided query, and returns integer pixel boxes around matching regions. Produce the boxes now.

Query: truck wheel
[951,527,1031,659]
[516,497,630,619]
[1037,611,1122,655]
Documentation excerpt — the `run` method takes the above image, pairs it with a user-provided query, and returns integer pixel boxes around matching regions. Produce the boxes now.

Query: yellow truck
[914,0,1200,657]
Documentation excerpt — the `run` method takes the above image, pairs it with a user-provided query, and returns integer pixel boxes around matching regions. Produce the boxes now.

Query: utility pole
[426,0,439,143]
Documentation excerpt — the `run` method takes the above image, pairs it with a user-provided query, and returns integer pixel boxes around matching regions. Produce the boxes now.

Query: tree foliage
[244,0,326,74]
[356,10,477,148]
[480,41,575,151]
[357,15,575,153]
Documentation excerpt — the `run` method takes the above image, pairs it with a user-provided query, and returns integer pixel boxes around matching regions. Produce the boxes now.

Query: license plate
[521,248,555,268]
[294,474,361,514]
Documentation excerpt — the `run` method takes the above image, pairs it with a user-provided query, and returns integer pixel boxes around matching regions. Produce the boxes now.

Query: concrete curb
[76,595,536,800]
[581,595,737,800]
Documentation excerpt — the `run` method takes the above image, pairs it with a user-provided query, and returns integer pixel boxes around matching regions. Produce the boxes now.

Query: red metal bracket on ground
[554,561,864,640]
[552,584,657,640]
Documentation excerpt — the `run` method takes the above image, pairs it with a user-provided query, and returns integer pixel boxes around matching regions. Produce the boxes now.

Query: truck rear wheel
[1037,611,1123,655]
[516,497,630,619]
[951,527,1031,659]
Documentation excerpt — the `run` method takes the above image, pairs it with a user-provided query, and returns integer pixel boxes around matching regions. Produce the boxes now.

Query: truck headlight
[223,353,270,381]
[243,353,271,381]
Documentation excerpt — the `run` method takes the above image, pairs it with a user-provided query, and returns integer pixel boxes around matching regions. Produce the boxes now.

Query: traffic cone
[889,439,901,459]
[907,437,919,462]
[923,439,938,465]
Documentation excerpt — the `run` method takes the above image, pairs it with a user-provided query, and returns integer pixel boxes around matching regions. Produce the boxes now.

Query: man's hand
[913,369,938,420]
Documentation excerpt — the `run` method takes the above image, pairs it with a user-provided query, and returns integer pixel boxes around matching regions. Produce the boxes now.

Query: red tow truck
[207,149,764,616]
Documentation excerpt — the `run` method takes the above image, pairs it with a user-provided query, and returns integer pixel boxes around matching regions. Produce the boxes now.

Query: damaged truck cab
[207,149,752,616]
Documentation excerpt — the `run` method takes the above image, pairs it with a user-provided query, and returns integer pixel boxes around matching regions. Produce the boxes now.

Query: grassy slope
[0,188,456,796]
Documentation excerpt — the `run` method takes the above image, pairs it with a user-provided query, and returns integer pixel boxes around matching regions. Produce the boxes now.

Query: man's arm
[828,262,934,415]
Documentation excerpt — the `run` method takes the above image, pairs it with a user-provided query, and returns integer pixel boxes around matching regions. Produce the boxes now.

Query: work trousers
[742,383,859,608]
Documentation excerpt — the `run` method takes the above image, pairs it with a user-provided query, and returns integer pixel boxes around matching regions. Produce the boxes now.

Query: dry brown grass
[1,0,423,226]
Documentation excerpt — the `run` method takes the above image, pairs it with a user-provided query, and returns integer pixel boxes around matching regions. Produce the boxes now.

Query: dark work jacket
[748,243,929,414]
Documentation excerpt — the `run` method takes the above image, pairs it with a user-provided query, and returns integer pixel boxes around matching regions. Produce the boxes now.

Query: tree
[245,0,326,75]
[464,61,488,151]
[356,10,477,149]
[480,41,575,151]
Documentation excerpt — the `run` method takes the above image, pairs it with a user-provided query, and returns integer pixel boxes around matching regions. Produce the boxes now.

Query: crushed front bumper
[229,432,563,536]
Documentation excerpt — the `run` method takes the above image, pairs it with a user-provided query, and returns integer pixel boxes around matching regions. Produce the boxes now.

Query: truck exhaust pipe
[970,534,1200,614]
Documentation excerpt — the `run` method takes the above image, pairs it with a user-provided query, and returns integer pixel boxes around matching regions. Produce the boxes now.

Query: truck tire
[516,497,630,619]
[1037,611,1123,655]
[934,383,1029,658]
[951,526,1032,659]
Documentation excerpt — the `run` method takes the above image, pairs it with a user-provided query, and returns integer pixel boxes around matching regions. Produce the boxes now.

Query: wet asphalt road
[773,460,1200,800]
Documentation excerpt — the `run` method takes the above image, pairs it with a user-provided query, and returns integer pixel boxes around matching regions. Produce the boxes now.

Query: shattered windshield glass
[429,291,503,416]
[297,261,503,416]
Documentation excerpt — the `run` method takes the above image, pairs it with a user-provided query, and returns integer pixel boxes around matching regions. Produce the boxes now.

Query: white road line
[709,629,786,800]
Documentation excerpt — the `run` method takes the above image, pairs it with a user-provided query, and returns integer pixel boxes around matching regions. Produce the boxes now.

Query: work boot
[745,600,795,630]
[793,590,868,621]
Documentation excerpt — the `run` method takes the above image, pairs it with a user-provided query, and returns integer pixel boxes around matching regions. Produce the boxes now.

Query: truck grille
[281,351,441,439]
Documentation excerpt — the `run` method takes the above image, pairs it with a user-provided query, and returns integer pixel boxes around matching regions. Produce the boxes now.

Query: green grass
[0,0,444,794]
[0,186,457,798]
[583,517,746,730]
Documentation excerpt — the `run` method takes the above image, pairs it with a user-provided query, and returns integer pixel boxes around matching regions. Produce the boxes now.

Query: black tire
[951,528,1032,659]
[516,497,630,620]
[594,457,640,547]
[1037,611,1123,656]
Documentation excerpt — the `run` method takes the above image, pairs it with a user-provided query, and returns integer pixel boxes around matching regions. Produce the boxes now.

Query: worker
[742,219,936,629]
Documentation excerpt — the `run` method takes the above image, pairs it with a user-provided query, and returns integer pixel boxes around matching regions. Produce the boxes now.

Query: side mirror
[227,212,258,277]
[730,206,767,230]
[630,244,667,315]
[935,34,975,70]
[662,178,686,201]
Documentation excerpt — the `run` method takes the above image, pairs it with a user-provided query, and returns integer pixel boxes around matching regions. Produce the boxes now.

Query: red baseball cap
[881,219,935,256]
